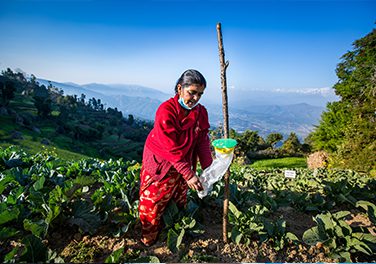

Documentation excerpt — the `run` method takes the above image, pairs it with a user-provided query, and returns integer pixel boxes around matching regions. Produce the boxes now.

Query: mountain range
[37,79,337,140]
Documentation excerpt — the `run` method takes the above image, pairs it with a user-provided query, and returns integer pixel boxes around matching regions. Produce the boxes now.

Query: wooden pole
[216,22,230,243]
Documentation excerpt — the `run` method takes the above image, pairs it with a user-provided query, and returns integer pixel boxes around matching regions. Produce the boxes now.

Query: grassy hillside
[0,69,152,161]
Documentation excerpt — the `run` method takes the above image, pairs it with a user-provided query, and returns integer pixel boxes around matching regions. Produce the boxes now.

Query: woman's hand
[187,176,203,191]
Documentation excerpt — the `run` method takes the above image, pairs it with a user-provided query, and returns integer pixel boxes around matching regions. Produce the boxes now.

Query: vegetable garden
[1,146,375,263]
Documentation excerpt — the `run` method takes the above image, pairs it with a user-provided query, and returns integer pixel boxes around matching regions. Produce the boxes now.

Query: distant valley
[38,79,337,140]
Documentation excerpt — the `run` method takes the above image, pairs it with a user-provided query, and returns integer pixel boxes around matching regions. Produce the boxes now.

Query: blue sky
[0,0,375,100]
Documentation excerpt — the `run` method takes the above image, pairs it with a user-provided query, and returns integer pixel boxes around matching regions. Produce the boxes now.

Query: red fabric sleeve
[173,161,195,181]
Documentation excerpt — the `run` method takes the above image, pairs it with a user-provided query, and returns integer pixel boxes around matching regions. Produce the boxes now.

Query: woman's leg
[172,175,188,208]
[138,168,181,245]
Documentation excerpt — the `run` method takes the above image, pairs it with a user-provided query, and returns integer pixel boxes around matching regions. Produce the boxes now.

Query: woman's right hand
[187,176,203,191]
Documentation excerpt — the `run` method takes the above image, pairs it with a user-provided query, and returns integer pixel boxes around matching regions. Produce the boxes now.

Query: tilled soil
[48,203,375,263]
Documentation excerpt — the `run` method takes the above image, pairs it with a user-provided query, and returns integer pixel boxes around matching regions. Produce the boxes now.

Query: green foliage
[249,157,307,169]
[356,200,376,225]
[303,211,376,262]
[0,146,141,263]
[236,130,264,154]
[228,201,268,245]
[0,75,16,107]
[33,85,52,117]
[266,132,283,149]
[163,201,204,253]
[228,201,298,249]
[281,132,302,154]
[310,29,376,171]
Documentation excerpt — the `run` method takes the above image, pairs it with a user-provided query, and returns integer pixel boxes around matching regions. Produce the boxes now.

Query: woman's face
[177,84,205,108]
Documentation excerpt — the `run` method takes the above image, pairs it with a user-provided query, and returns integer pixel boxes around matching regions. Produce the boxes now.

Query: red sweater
[142,94,213,182]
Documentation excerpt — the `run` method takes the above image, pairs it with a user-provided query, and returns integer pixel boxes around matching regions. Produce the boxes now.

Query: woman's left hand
[187,176,203,191]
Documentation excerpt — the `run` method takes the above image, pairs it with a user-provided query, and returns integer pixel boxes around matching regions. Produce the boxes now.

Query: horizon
[0,0,375,102]
[34,76,338,109]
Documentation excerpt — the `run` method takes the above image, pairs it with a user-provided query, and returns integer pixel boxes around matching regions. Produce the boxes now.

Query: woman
[139,69,213,246]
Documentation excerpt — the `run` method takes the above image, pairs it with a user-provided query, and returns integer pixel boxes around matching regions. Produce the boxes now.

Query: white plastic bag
[197,149,234,198]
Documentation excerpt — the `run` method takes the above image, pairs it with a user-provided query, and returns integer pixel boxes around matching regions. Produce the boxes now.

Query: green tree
[281,132,302,155]
[266,132,283,149]
[236,129,264,155]
[33,85,52,117]
[310,29,376,171]
[127,114,134,126]
[0,76,16,106]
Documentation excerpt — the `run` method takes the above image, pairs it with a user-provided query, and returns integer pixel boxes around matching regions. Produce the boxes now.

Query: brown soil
[42,203,375,263]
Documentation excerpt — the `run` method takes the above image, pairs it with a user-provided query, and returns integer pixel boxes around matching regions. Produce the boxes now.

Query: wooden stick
[216,22,230,243]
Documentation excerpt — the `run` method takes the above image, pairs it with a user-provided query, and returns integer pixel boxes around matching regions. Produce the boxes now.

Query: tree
[310,29,376,171]
[266,132,283,149]
[127,114,134,126]
[0,76,16,106]
[33,85,52,117]
[281,132,302,155]
[236,129,263,155]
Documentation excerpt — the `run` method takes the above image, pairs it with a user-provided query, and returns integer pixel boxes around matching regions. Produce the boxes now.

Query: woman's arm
[197,130,213,170]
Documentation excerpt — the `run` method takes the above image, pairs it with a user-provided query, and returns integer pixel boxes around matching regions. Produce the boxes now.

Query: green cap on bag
[212,138,237,152]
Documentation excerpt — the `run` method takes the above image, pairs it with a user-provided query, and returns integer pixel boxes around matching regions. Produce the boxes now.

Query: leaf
[228,201,241,218]
[20,235,47,263]
[180,217,196,230]
[177,229,185,249]
[333,210,351,219]
[314,214,331,239]
[368,206,376,225]
[285,232,299,242]
[23,219,48,238]
[6,186,24,205]
[351,239,372,255]
[167,229,179,253]
[4,246,22,262]
[104,247,124,263]
[231,227,243,244]
[0,176,15,195]
[46,249,65,263]
[356,201,376,225]
[263,219,275,236]
[355,200,376,211]
[355,233,376,252]
[43,204,61,225]
[67,200,100,234]
[33,175,45,191]
[336,251,352,262]
[318,213,334,230]
[334,225,344,237]
[302,227,322,245]
[163,201,179,228]
[0,207,20,225]
[338,220,352,236]
[0,226,19,240]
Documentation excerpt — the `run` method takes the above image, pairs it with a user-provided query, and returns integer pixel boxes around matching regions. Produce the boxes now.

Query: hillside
[37,79,169,120]
[0,70,152,161]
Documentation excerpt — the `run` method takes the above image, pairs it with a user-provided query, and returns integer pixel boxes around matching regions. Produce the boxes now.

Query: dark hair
[174,69,207,94]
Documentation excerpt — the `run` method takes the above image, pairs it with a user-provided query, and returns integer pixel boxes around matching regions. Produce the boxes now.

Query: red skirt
[138,166,188,245]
